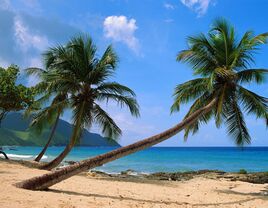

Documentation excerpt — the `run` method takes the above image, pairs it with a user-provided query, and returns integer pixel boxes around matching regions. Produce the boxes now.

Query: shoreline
[2,146,268,174]
[2,158,268,184]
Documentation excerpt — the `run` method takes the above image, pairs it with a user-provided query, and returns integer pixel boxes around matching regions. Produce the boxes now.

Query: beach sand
[0,160,268,208]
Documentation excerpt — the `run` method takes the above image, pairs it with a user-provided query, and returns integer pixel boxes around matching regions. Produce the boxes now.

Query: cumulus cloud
[103,15,140,53]
[180,0,213,16]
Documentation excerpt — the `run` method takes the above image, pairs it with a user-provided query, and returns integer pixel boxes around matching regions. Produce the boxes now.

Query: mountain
[0,113,120,147]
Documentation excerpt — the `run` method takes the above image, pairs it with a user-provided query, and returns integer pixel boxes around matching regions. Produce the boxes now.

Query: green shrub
[238,169,247,174]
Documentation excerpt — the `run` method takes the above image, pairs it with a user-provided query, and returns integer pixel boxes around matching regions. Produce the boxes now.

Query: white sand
[0,161,268,208]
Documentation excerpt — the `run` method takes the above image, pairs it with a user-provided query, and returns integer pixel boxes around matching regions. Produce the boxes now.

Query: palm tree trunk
[0,111,7,128]
[34,114,60,162]
[39,102,85,170]
[0,150,9,159]
[16,99,216,190]
[39,123,80,170]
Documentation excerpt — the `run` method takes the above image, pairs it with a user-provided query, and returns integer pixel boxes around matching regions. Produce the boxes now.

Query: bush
[238,169,247,174]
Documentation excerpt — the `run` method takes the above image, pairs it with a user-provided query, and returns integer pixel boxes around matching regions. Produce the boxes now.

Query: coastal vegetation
[13,18,268,190]
[0,65,35,159]
[0,65,34,126]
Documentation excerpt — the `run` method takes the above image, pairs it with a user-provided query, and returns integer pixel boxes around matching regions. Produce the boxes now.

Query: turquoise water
[2,146,268,173]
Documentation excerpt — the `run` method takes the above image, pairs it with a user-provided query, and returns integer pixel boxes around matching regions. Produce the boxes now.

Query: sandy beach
[0,160,267,208]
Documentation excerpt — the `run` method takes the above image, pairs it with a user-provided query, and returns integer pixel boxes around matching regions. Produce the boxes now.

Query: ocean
[1,146,268,173]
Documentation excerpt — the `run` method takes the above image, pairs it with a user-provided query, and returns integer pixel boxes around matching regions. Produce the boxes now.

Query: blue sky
[0,0,267,146]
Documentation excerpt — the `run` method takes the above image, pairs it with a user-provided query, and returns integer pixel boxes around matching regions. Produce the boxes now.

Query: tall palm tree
[17,19,268,190]
[37,35,140,170]
[25,67,69,162]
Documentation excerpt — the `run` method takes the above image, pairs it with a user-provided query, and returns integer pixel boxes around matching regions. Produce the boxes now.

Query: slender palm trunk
[39,122,80,170]
[0,150,9,159]
[40,102,85,170]
[34,114,60,162]
[0,111,7,128]
[16,99,216,190]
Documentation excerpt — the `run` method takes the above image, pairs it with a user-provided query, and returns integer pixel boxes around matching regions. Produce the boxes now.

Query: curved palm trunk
[40,102,85,170]
[16,99,216,190]
[34,114,60,162]
[0,150,9,159]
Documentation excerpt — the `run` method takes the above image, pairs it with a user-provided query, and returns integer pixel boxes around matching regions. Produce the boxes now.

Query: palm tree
[16,19,268,190]
[37,35,140,170]
[25,67,69,162]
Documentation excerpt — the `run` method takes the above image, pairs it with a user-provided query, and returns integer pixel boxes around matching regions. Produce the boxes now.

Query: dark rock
[65,160,76,165]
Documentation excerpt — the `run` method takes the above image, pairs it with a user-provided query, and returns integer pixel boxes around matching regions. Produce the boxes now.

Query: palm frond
[171,78,210,113]
[96,82,136,96]
[97,93,140,117]
[93,103,122,139]
[215,84,227,127]
[238,86,268,125]
[31,97,69,133]
[224,98,251,145]
[88,45,118,85]
[250,32,268,46]
[182,92,214,140]
[25,67,46,76]
[237,69,268,84]
[97,45,118,69]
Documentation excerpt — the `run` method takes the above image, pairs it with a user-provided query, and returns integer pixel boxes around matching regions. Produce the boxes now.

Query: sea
[1,146,268,174]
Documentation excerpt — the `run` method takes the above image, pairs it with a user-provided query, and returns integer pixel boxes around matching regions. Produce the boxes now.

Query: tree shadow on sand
[48,188,261,206]
[217,188,268,200]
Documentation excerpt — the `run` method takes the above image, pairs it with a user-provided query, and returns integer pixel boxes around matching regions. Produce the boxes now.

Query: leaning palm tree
[17,19,268,190]
[37,35,140,170]
[26,67,69,162]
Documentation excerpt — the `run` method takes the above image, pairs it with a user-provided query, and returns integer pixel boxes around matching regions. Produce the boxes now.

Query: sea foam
[0,154,48,159]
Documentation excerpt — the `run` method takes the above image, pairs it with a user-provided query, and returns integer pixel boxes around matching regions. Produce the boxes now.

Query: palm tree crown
[43,35,139,141]
[171,18,268,145]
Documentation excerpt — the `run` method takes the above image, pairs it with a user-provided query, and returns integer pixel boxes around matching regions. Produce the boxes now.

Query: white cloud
[103,15,140,53]
[164,3,175,10]
[13,16,48,84]
[180,0,213,16]
[14,16,49,53]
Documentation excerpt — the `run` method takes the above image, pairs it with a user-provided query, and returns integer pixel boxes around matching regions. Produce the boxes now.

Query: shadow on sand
[49,188,261,206]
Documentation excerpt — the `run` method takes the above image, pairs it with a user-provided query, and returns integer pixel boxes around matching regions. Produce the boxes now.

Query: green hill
[0,113,120,147]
